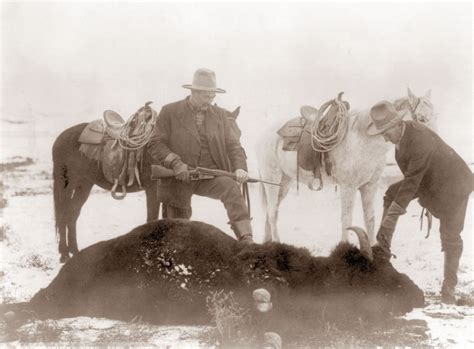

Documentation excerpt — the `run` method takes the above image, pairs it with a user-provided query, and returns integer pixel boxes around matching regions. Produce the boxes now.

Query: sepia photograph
[1,1,472,347]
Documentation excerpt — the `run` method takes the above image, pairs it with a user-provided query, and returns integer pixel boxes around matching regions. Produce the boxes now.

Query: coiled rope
[310,95,349,153]
[118,106,157,151]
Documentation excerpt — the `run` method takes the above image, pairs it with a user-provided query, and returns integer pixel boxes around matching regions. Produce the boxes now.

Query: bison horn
[346,226,373,261]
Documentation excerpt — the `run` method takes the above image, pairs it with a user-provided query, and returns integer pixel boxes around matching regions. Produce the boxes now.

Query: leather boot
[375,202,406,259]
[441,242,463,304]
[231,220,254,244]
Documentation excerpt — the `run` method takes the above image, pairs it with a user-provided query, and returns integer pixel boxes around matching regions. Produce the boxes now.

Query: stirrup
[308,178,322,191]
[111,179,126,200]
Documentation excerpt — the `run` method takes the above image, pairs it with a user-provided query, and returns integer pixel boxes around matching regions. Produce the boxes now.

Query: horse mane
[393,97,409,111]
[347,108,372,136]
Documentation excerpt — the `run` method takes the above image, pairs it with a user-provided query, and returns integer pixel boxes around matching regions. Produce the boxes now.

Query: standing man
[367,101,472,304]
[148,68,253,243]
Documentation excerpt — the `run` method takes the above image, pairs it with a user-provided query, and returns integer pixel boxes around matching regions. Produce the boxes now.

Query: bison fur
[3,219,424,327]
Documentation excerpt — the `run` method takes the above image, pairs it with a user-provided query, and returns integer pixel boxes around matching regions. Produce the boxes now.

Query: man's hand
[372,243,392,261]
[173,160,190,183]
[234,169,248,183]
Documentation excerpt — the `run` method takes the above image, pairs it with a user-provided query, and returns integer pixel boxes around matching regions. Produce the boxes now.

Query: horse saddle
[278,97,350,191]
[78,119,105,144]
[77,110,130,146]
[103,110,126,139]
[77,107,150,199]
[277,116,307,151]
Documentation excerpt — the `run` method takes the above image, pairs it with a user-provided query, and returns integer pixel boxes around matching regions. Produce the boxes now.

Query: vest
[197,116,218,169]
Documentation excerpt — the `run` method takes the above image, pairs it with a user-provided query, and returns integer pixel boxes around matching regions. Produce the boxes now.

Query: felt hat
[182,68,226,93]
[253,288,271,303]
[367,100,408,135]
[263,332,282,349]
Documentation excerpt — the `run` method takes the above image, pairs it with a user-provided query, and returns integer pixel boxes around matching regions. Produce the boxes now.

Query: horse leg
[53,161,73,263]
[57,191,72,263]
[340,185,357,242]
[359,180,378,244]
[262,174,291,243]
[144,182,159,222]
[66,180,93,255]
[262,181,281,243]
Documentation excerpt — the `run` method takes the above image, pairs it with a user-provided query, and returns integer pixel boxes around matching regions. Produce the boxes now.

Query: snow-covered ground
[0,115,473,347]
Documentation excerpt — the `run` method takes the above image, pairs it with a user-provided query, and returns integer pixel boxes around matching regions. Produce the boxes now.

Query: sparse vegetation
[17,320,62,343]
[94,320,154,344]
[0,157,34,172]
[0,181,7,209]
[0,222,11,242]
[19,254,53,271]
[206,290,256,347]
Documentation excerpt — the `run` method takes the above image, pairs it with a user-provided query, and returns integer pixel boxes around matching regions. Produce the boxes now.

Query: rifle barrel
[248,178,282,186]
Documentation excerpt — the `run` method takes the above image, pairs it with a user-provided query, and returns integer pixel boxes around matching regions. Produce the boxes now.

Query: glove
[372,243,392,261]
[376,201,406,254]
[234,169,248,183]
[172,160,190,183]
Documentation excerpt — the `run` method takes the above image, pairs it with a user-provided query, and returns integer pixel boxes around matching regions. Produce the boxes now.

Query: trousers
[160,176,249,223]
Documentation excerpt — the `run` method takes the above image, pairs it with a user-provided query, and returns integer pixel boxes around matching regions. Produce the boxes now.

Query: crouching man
[148,68,253,243]
[367,100,472,304]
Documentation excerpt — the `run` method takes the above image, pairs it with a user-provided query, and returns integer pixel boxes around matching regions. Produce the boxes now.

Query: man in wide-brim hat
[148,68,253,243]
[368,100,472,304]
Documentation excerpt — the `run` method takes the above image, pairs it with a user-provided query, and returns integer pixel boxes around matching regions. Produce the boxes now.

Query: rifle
[151,165,282,186]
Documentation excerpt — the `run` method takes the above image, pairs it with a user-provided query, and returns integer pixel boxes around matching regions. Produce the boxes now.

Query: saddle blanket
[78,119,105,144]
[277,116,306,151]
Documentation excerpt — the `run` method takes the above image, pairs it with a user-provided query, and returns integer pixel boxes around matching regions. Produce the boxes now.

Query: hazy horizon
[1,2,472,162]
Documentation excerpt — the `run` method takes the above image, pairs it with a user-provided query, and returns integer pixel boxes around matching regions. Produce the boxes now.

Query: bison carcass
[4,219,424,325]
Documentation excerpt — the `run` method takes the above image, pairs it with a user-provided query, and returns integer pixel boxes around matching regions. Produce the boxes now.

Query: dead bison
[4,219,424,325]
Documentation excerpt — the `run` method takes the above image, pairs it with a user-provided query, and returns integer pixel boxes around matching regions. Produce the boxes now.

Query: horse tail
[52,141,69,241]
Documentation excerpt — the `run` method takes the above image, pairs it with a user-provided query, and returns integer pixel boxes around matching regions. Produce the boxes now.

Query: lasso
[118,108,157,150]
[310,93,349,153]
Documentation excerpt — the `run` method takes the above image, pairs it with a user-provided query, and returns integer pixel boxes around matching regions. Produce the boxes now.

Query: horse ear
[232,106,240,120]
[407,87,417,106]
[425,89,431,100]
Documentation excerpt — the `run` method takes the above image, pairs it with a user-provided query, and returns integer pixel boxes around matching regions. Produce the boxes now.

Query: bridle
[400,97,432,124]
[408,97,421,119]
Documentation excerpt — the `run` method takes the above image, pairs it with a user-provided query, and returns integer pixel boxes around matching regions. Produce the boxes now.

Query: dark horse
[52,103,242,263]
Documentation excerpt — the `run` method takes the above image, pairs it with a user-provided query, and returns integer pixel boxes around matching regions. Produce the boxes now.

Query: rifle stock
[151,165,175,179]
[150,164,281,186]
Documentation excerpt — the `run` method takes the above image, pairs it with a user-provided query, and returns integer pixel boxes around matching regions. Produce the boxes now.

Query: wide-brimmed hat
[253,288,271,303]
[263,332,282,349]
[182,68,226,93]
[367,100,408,135]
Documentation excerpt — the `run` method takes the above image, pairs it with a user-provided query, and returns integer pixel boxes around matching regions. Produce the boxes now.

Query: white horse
[257,88,435,243]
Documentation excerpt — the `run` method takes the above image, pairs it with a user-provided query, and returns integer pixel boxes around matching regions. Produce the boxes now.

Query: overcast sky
[1,2,472,161]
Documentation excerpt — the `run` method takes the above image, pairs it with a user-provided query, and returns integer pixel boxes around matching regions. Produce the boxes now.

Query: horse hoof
[59,254,70,263]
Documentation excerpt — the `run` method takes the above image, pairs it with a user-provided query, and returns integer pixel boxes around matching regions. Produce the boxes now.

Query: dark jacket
[394,121,472,217]
[148,97,247,172]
